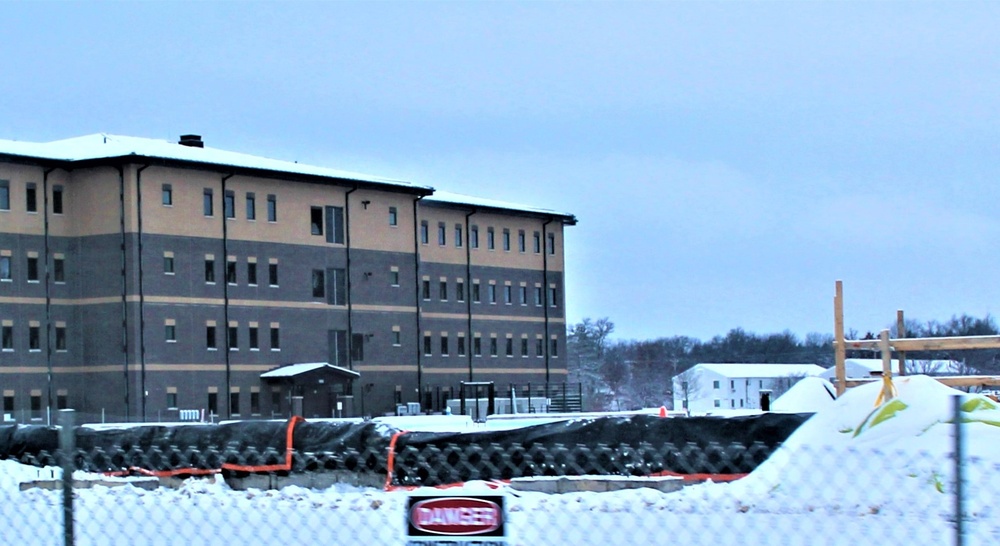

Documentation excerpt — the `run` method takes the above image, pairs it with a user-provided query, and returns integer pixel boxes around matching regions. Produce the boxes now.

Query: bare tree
[673,368,702,411]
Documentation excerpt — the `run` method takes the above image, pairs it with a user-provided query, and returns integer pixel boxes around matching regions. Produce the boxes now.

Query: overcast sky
[3,2,999,342]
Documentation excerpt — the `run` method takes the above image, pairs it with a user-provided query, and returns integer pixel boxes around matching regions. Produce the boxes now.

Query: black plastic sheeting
[0,413,810,480]
[392,413,811,485]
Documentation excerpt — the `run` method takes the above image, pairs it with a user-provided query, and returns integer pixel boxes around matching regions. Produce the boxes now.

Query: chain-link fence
[1,400,997,546]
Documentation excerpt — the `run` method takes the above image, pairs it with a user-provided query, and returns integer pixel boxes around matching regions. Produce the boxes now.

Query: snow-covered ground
[2,375,998,545]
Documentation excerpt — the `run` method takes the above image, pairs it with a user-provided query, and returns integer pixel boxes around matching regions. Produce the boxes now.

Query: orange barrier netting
[383,430,408,491]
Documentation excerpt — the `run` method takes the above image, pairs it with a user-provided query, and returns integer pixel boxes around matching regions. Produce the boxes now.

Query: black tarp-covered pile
[0,413,811,486]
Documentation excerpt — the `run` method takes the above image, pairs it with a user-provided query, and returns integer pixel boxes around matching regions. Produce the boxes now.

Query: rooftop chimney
[178,134,204,148]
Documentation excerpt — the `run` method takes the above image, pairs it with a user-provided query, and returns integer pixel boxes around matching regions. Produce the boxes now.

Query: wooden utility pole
[896,310,906,377]
[834,280,847,396]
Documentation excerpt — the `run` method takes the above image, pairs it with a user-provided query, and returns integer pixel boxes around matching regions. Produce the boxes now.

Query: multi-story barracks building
[0,133,575,423]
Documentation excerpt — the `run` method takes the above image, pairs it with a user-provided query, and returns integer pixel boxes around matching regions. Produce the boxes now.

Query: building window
[311,206,324,236]
[440,334,449,356]
[549,287,558,307]
[521,338,529,357]
[1,325,12,350]
[3,394,12,412]
[53,257,65,283]
[29,325,40,351]
[249,327,259,350]
[473,337,482,357]
[246,193,256,220]
[270,326,281,350]
[55,326,66,351]
[27,256,38,282]
[456,281,465,302]
[52,185,64,214]
[423,335,432,356]
[548,233,556,255]
[167,392,178,409]
[489,337,498,357]
[247,262,257,285]
[0,180,8,210]
[250,391,260,415]
[518,230,526,252]
[208,392,218,415]
[203,188,214,216]
[390,269,400,287]
[536,338,544,357]
[472,281,481,303]
[224,190,235,219]
[26,183,37,212]
[502,229,511,251]
[226,259,237,284]
[164,255,174,275]
[534,286,543,306]
[471,226,479,249]
[455,224,463,247]
[519,286,527,305]
[392,330,401,346]
[504,285,512,305]
[160,184,172,206]
[30,394,41,414]
[714,399,721,408]
[267,194,277,222]
[438,222,446,246]
[312,269,325,298]
[326,268,346,305]
[713,381,720,389]
[325,205,345,244]
[487,228,495,250]
[228,326,238,351]
[533,232,541,253]
[439,281,447,301]
[271,389,281,413]
[505,337,513,357]
[206,326,217,350]
[0,256,10,281]
[205,258,215,283]
[488,284,496,304]
[165,324,176,342]
[457,336,466,356]
[422,280,431,300]
[420,221,429,244]
[550,337,559,357]
[269,263,279,286]
[389,206,397,226]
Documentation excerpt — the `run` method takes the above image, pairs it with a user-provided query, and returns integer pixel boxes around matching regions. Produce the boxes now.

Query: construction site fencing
[0,399,996,546]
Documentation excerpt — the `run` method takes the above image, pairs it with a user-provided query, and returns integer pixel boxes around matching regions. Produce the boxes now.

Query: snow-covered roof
[0,134,576,221]
[425,190,577,223]
[0,133,430,191]
[771,376,837,413]
[694,363,826,378]
[260,362,361,379]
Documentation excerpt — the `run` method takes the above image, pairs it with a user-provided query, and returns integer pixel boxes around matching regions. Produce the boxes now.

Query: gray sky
[3,2,999,342]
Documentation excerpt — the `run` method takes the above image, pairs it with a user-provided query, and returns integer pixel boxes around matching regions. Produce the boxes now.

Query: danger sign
[405,494,507,546]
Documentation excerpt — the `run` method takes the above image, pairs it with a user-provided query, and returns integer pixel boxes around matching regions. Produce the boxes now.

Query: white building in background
[672,363,825,414]
[816,358,970,384]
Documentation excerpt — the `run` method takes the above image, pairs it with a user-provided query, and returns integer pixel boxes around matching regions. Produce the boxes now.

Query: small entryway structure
[262,362,360,418]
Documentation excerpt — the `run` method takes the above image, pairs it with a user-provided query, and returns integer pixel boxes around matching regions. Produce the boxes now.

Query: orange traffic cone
[658,406,667,418]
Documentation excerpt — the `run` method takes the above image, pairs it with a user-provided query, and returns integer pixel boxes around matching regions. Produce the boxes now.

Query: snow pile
[771,376,837,413]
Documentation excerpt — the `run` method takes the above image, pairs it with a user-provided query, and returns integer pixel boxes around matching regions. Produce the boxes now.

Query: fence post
[59,409,75,546]
[953,394,965,546]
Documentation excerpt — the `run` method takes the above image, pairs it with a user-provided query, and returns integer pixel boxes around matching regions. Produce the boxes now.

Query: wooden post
[880,329,893,401]
[896,310,906,377]
[834,281,847,396]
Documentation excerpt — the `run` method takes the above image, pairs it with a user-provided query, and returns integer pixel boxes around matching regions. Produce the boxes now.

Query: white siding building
[673,363,825,414]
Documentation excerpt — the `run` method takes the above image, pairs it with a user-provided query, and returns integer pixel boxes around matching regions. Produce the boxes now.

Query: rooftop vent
[178,134,204,148]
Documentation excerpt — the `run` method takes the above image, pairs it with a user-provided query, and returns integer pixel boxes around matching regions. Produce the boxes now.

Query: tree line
[567,314,1000,411]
